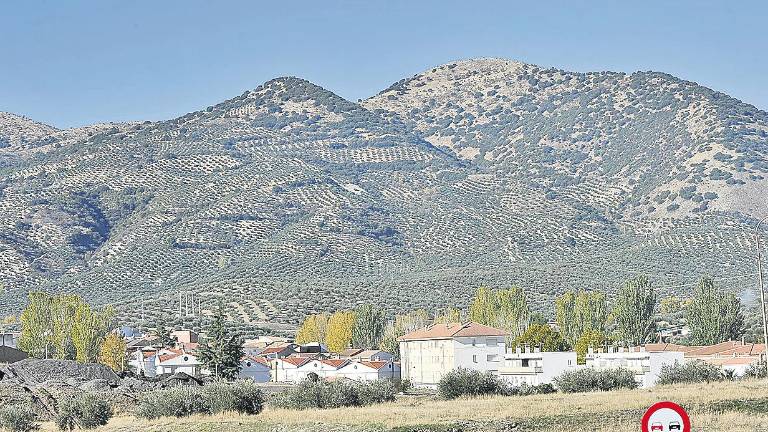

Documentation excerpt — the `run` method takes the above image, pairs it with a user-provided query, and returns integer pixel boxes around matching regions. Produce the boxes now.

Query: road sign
[641,401,690,432]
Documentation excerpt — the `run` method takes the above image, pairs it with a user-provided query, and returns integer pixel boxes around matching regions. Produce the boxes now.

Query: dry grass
[38,380,768,432]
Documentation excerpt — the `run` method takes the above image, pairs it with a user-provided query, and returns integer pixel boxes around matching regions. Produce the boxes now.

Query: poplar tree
[613,276,656,346]
[380,309,430,359]
[99,333,127,372]
[325,311,356,352]
[295,313,329,345]
[468,286,530,342]
[555,290,608,346]
[351,304,386,349]
[687,277,744,345]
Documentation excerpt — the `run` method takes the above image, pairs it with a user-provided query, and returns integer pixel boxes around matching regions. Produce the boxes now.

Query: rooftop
[398,322,508,342]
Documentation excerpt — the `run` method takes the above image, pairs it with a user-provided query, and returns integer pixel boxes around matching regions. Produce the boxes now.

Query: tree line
[296,275,745,362]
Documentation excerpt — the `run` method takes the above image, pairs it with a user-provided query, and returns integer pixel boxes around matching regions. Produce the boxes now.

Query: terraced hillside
[0,59,766,332]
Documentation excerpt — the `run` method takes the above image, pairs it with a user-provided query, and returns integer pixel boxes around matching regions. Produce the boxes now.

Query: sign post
[641,401,690,432]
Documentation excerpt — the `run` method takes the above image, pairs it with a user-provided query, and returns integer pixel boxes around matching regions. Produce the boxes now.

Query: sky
[1,0,766,128]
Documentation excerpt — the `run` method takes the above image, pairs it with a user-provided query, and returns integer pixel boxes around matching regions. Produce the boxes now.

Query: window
[522,359,530,367]
[472,338,476,346]
[473,354,478,363]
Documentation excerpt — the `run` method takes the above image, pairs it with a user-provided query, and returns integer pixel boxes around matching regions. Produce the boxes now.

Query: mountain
[0,60,766,334]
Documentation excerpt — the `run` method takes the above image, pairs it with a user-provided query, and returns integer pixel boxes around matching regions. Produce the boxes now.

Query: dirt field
[39,380,768,432]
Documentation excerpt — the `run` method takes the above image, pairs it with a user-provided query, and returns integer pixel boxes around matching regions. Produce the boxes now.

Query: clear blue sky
[2,0,766,128]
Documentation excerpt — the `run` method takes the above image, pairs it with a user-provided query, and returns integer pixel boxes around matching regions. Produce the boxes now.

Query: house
[298,342,329,354]
[260,343,299,359]
[156,350,205,376]
[586,346,684,388]
[338,360,400,381]
[296,358,349,381]
[338,348,364,357]
[499,347,576,386]
[398,322,508,387]
[271,356,312,382]
[116,326,144,340]
[128,348,159,377]
[351,350,394,362]
[171,330,199,344]
[0,332,20,349]
[644,340,767,376]
[0,345,28,365]
[239,356,272,382]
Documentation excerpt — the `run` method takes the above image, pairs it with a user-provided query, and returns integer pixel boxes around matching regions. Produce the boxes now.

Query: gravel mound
[0,358,120,386]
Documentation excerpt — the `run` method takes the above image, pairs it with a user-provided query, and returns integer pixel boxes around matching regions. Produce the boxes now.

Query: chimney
[525,344,531,354]
[588,347,594,354]
[534,345,541,353]
[618,346,624,353]
[608,345,614,354]
[515,346,522,354]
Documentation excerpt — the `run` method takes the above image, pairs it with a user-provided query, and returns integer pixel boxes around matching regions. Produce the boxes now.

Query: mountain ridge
[0,58,766,333]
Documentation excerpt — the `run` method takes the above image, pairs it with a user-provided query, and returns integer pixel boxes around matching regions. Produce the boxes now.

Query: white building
[350,350,394,362]
[499,348,577,386]
[0,332,20,349]
[296,358,349,381]
[128,348,159,377]
[239,356,272,382]
[156,350,205,376]
[586,347,685,388]
[271,356,312,382]
[398,322,508,387]
[338,360,401,381]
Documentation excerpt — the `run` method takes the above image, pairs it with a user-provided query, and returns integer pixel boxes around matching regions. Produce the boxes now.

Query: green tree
[687,277,744,345]
[555,290,608,346]
[468,287,530,342]
[510,323,568,351]
[153,316,177,348]
[295,313,329,345]
[197,303,244,380]
[71,303,115,363]
[351,304,386,349]
[18,292,55,358]
[325,311,356,352]
[380,309,431,360]
[573,329,607,364]
[613,276,656,346]
[434,307,462,324]
[51,294,81,360]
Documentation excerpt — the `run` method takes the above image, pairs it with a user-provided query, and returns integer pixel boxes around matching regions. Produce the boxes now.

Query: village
[3,319,765,390]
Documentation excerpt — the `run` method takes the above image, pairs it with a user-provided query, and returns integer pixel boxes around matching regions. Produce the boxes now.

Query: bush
[55,394,113,430]
[135,381,266,419]
[554,367,638,393]
[201,380,265,415]
[270,379,396,410]
[744,360,767,379]
[135,386,210,419]
[0,405,39,432]
[438,368,502,399]
[657,360,726,385]
[437,368,556,399]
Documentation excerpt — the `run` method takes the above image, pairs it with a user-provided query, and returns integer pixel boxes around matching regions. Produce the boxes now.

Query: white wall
[400,336,505,387]
[239,360,271,383]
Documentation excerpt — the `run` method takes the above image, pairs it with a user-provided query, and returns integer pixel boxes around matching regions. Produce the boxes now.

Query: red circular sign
[641,401,691,432]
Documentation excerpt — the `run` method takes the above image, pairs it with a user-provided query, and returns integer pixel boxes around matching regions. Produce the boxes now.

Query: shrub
[657,360,726,385]
[201,380,265,415]
[554,367,638,393]
[55,394,113,430]
[135,381,266,419]
[438,368,502,400]
[270,379,396,410]
[744,360,767,379]
[500,382,556,397]
[135,386,210,419]
[0,405,39,432]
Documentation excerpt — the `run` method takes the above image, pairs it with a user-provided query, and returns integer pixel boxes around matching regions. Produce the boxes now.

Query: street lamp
[756,216,768,378]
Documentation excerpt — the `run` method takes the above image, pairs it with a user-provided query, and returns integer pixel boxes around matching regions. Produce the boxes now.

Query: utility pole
[756,216,768,378]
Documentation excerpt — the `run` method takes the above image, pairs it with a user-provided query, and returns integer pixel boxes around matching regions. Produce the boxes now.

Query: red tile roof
[279,357,310,367]
[320,359,348,369]
[358,361,390,370]
[398,322,508,341]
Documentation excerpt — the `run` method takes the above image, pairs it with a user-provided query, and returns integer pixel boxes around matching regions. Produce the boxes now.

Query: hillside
[0,60,766,332]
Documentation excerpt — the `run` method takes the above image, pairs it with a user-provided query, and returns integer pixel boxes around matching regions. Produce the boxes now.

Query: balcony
[499,366,544,375]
